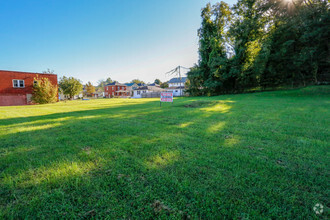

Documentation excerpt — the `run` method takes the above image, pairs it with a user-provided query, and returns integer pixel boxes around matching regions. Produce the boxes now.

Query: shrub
[32,77,58,104]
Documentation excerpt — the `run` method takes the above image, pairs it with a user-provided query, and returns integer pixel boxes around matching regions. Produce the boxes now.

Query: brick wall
[0,70,58,106]
[104,85,127,96]
[0,94,27,106]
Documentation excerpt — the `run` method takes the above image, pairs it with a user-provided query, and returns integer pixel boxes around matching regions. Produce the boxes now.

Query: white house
[167,77,187,96]
[132,86,149,98]
[132,84,165,98]
[168,77,187,87]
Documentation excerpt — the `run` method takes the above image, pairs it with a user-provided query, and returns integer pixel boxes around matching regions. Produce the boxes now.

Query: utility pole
[165,66,190,97]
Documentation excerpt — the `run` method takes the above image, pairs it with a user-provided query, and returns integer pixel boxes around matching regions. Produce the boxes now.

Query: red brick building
[104,82,129,98]
[0,70,58,106]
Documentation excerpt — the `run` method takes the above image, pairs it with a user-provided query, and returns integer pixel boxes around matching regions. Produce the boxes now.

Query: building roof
[0,70,57,76]
[147,83,160,86]
[105,82,126,86]
[134,86,149,91]
[168,77,187,84]
[137,83,146,86]
[124,83,136,87]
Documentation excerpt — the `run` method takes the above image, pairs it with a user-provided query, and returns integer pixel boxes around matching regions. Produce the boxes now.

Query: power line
[165,66,191,96]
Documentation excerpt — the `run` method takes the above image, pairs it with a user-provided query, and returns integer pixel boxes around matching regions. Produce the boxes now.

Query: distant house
[132,84,165,98]
[132,86,149,98]
[58,91,83,100]
[104,82,129,98]
[167,77,187,96]
[82,85,102,98]
[0,70,58,106]
[147,83,165,92]
[124,83,138,96]
[136,83,146,87]
[168,77,187,87]
[93,90,104,98]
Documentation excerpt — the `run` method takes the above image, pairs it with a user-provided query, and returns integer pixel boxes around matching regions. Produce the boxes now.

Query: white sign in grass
[160,92,173,106]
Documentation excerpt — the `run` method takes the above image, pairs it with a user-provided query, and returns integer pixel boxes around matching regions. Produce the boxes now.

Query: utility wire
[164,66,191,96]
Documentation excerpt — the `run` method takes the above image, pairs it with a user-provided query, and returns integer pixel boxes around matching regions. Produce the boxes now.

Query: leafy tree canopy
[131,79,145,85]
[187,0,330,96]
[160,82,169,88]
[59,76,83,99]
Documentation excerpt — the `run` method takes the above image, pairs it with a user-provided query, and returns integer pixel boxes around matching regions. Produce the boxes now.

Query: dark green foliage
[59,76,83,99]
[160,82,169,88]
[154,79,161,85]
[187,0,330,95]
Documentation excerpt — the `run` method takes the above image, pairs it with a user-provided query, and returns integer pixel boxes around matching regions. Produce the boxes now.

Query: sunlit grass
[0,86,329,218]
[145,151,180,169]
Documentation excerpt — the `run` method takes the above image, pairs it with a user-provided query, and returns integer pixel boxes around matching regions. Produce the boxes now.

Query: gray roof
[168,77,187,83]
[134,86,149,91]
[147,83,160,86]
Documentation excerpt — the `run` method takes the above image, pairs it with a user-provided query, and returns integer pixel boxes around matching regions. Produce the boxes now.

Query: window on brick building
[13,80,25,88]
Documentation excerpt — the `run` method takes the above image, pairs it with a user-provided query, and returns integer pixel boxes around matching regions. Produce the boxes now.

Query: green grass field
[0,86,329,219]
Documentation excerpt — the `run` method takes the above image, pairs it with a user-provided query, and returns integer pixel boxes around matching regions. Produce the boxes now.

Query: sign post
[160,92,173,107]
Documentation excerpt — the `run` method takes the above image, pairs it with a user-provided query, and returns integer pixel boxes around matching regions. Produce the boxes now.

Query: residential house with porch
[104,82,129,98]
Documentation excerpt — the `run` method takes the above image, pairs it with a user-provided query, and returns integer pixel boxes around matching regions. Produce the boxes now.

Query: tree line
[31,71,169,103]
[186,0,329,96]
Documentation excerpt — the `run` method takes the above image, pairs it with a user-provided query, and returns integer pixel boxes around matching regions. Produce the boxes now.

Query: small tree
[59,76,83,100]
[131,79,145,85]
[32,77,58,104]
[154,79,161,85]
[85,81,95,96]
[160,82,169,88]
[96,77,113,92]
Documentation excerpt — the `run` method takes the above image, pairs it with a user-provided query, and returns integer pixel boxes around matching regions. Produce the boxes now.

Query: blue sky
[0,0,236,85]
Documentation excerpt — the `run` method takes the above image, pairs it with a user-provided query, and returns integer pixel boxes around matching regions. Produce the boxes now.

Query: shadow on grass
[0,90,329,218]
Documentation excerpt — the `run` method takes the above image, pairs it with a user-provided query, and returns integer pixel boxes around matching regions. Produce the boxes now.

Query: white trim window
[137,91,141,95]
[13,79,25,88]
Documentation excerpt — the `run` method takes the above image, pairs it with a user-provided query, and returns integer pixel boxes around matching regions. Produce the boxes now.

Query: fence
[141,92,162,98]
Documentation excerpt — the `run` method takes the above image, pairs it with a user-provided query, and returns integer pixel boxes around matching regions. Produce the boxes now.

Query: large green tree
[187,0,330,95]
[59,76,83,100]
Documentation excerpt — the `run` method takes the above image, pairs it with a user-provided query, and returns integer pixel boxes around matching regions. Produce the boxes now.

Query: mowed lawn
[0,86,329,219]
